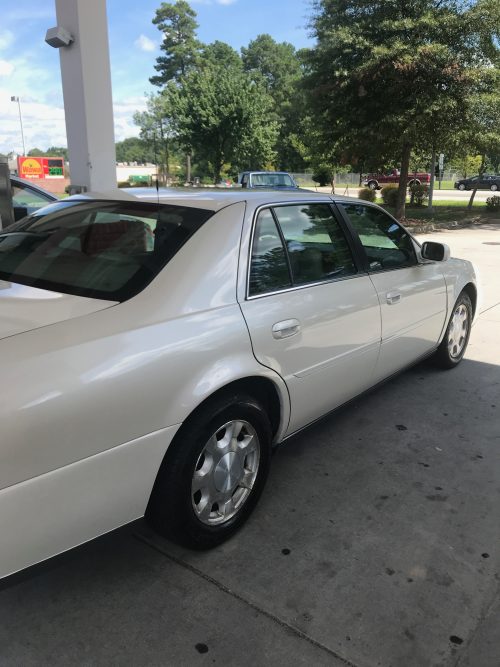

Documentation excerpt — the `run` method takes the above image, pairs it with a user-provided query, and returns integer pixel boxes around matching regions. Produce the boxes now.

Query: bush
[486,195,500,212]
[312,165,333,187]
[358,187,377,202]
[409,183,429,207]
[381,183,400,206]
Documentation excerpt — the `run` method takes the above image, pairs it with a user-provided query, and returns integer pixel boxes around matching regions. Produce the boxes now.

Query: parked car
[364,169,431,190]
[238,171,299,189]
[0,189,478,579]
[454,174,500,191]
[9,175,58,221]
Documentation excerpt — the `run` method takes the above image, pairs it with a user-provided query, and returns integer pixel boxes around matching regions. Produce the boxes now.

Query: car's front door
[338,203,448,383]
[239,202,381,435]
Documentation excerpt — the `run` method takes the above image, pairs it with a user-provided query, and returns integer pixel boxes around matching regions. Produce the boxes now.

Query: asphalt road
[0,225,498,667]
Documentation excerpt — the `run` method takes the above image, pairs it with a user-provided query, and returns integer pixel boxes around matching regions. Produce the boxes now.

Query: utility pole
[10,96,26,156]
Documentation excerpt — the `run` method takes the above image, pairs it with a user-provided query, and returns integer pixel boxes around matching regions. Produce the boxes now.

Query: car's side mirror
[421,241,450,262]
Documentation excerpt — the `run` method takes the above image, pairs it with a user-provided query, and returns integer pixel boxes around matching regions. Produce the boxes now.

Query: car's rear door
[338,202,448,383]
[238,200,381,435]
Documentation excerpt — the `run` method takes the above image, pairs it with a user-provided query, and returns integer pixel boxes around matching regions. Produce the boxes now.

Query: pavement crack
[479,300,500,316]
[135,532,361,667]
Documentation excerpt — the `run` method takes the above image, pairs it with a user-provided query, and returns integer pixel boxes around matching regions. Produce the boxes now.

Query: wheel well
[184,376,283,440]
[462,283,477,318]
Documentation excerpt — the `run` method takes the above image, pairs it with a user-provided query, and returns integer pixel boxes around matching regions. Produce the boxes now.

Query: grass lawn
[382,203,499,225]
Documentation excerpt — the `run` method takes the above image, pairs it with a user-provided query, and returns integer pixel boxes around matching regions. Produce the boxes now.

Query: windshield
[252,173,295,188]
[0,200,213,301]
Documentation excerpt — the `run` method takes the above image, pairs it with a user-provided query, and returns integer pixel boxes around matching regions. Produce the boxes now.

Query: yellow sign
[19,158,44,178]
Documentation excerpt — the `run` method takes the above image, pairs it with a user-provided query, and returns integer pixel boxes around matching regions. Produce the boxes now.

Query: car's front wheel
[146,393,272,549]
[490,183,498,191]
[458,183,466,191]
[433,292,472,369]
[367,180,378,190]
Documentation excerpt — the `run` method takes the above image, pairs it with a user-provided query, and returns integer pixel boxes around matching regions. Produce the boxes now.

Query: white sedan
[0,190,478,579]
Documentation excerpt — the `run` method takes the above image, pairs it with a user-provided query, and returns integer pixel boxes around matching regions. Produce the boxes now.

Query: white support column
[54,0,116,192]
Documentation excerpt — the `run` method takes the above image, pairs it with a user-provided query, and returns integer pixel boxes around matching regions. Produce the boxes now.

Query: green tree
[150,0,201,87]
[203,41,242,70]
[242,34,306,170]
[167,62,278,182]
[306,0,500,218]
[134,92,179,182]
[115,137,155,164]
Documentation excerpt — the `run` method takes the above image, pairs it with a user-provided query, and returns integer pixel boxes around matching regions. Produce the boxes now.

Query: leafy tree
[115,137,155,164]
[203,41,242,70]
[166,62,278,182]
[134,93,179,181]
[306,0,500,218]
[242,34,306,170]
[456,155,483,179]
[27,147,68,159]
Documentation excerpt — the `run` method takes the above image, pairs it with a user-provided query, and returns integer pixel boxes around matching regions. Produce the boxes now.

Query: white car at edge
[0,189,478,580]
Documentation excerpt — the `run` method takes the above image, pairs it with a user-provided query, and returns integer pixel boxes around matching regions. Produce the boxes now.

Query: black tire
[146,393,272,549]
[458,183,466,191]
[367,180,378,190]
[490,183,498,191]
[433,292,472,369]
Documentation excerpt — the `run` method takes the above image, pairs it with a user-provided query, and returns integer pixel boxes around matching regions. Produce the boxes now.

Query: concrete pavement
[0,225,498,666]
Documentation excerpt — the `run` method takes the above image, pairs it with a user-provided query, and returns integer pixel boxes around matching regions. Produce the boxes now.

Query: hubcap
[447,303,469,358]
[192,420,260,526]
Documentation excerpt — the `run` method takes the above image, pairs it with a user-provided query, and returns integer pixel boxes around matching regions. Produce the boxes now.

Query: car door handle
[272,319,301,339]
[386,292,402,305]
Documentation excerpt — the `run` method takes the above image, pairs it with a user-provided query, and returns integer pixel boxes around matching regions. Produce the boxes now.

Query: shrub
[409,183,429,207]
[381,183,400,207]
[486,195,500,212]
[358,187,377,202]
[312,165,332,187]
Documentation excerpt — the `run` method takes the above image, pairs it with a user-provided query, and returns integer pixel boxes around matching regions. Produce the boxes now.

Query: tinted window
[12,185,54,209]
[0,201,212,301]
[249,209,291,296]
[340,203,416,271]
[273,204,356,285]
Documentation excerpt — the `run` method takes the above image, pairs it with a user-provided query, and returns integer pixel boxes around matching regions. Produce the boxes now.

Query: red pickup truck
[363,169,431,190]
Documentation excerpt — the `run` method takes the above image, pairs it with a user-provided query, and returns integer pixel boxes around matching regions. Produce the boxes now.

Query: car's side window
[11,185,53,210]
[249,209,292,296]
[273,203,357,286]
[340,203,417,272]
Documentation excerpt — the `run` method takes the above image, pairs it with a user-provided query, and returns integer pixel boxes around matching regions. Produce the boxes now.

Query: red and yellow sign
[17,156,64,180]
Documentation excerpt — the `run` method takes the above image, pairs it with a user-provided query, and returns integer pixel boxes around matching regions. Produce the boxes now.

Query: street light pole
[10,96,26,156]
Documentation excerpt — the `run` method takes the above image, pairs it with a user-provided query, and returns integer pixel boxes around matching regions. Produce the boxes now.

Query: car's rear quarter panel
[0,200,290,577]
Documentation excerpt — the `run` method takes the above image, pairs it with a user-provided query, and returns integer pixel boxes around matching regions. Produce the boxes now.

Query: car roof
[68,187,359,212]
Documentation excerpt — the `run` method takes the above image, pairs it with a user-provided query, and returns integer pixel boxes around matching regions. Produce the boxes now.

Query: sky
[0,0,314,155]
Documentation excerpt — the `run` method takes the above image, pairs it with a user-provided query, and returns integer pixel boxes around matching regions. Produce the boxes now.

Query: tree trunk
[468,154,485,210]
[186,153,191,183]
[395,143,412,220]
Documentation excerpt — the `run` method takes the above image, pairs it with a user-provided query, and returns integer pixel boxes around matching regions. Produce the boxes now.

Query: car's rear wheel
[146,394,272,549]
[490,183,498,191]
[433,292,472,369]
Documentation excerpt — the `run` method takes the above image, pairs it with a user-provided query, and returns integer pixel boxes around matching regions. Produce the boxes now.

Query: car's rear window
[0,200,213,301]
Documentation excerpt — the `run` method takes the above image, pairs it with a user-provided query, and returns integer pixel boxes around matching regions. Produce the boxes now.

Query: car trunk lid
[0,280,116,341]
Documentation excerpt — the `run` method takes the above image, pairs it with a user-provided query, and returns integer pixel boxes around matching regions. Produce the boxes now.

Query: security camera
[45,26,74,48]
